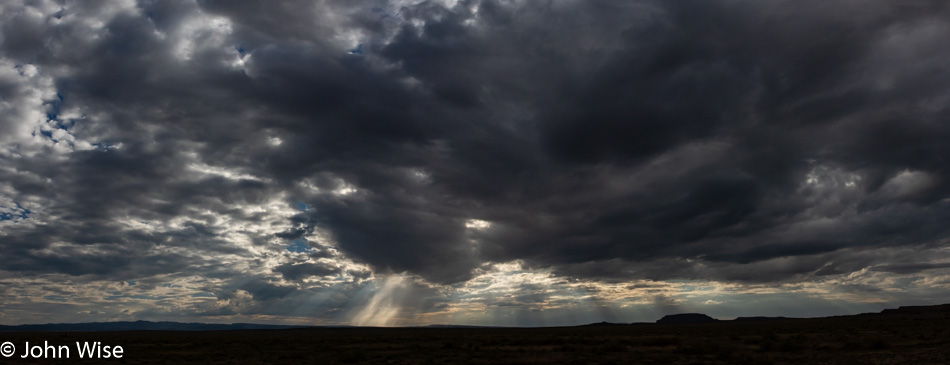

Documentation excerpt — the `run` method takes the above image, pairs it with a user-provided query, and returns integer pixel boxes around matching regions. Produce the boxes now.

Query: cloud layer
[1,0,949,326]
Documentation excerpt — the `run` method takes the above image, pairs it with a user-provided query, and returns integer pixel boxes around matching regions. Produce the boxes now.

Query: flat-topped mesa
[881,304,950,315]
[656,313,718,324]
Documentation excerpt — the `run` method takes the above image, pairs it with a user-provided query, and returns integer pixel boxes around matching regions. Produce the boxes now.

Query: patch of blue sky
[0,203,31,221]
[287,238,313,253]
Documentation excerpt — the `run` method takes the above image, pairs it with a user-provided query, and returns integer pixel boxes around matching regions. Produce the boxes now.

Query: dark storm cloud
[354,0,950,282]
[1,0,950,312]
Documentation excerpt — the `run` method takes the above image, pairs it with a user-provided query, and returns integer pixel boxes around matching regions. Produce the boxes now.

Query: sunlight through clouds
[351,275,408,327]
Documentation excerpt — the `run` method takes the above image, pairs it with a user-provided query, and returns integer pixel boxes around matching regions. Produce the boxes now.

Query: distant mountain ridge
[0,320,315,332]
[418,324,507,328]
[733,316,792,322]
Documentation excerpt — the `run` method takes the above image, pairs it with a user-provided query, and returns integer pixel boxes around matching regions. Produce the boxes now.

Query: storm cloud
[1,0,949,326]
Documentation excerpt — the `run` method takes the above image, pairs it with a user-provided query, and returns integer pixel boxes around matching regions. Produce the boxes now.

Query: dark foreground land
[4,306,950,364]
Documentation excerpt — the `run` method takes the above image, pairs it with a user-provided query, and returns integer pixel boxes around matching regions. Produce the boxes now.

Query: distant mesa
[880,304,950,315]
[656,313,718,324]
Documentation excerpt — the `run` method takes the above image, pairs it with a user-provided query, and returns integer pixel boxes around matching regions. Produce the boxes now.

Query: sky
[1,0,949,327]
